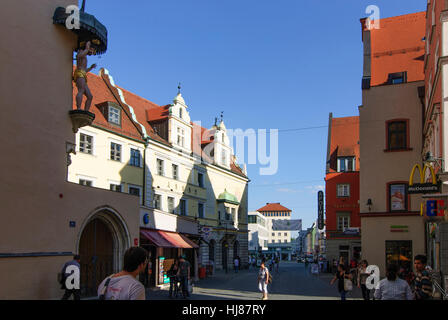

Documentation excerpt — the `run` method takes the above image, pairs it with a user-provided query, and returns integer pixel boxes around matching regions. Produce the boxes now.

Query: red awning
[140,229,199,249]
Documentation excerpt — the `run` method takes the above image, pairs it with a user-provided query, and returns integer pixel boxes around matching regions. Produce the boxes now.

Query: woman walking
[258,259,270,300]
[357,260,370,300]
[168,258,179,298]
[330,264,352,300]
[374,264,414,300]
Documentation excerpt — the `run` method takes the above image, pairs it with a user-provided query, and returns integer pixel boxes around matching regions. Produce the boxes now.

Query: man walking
[177,255,191,299]
[97,247,148,300]
[61,255,81,300]
[412,255,433,300]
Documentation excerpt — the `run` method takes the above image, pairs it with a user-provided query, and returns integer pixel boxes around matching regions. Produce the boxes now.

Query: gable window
[157,159,164,176]
[168,197,175,213]
[221,150,227,165]
[110,142,122,161]
[79,133,93,154]
[198,203,204,218]
[172,164,179,180]
[110,183,122,192]
[387,121,408,151]
[389,183,408,212]
[338,157,356,172]
[177,127,185,147]
[108,105,121,125]
[337,184,350,197]
[154,194,161,210]
[130,148,141,167]
[198,172,204,188]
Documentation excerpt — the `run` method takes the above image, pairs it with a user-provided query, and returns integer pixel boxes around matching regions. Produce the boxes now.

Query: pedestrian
[374,264,414,300]
[258,259,270,300]
[97,246,148,300]
[177,255,191,299]
[350,258,358,286]
[412,255,433,300]
[234,256,239,273]
[275,256,280,273]
[332,259,338,274]
[60,254,81,300]
[357,260,370,300]
[168,258,179,298]
[330,264,352,300]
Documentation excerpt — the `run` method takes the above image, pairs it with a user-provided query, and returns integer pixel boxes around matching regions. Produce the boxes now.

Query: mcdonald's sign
[408,164,440,194]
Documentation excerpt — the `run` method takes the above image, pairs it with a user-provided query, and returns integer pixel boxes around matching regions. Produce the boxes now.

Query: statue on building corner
[73,40,97,111]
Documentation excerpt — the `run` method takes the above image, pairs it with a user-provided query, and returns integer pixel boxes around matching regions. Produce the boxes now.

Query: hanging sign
[318,191,324,230]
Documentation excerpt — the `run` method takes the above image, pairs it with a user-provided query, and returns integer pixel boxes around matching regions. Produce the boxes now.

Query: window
[110,142,122,161]
[272,240,276,243]
[180,199,187,216]
[108,105,121,125]
[278,232,281,236]
[198,203,204,218]
[337,184,350,197]
[79,179,92,186]
[338,157,356,172]
[179,108,183,119]
[231,208,236,220]
[157,159,164,176]
[110,183,122,192]
[337,214,350,231]
[198,173,204,188]
[386,241,412,271]
[284,233,288,236]
[248,215,257,224]
[387,72,407,85]
[154,194,161,210]
[79,133,93,154]
[129,186,140,197]
[221,150,227,165]
[272,233,275,236]
[172,164,179,180]
[389,183,408,211]
[167,197,175,213]
[284,240,288,243]
[177,127,185,147]
[130,149,141,167]
[387,121,407,150]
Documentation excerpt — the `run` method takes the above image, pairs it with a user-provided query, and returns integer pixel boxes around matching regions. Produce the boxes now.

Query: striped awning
[140,229,199,249]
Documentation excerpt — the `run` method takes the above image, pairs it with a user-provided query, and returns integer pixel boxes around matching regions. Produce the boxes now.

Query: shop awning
[140,230,199,249]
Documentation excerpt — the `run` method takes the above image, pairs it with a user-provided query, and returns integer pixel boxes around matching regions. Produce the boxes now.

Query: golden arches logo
[409,164,436,186]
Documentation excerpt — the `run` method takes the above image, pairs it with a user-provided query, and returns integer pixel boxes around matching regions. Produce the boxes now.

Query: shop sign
[408,164,440,194]
[318,191,324,230]
[426,200,446,217]
[343,227,360,235]
[390,225,408,233]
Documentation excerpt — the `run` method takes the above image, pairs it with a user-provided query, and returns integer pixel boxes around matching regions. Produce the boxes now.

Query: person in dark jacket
[168,258,179,298]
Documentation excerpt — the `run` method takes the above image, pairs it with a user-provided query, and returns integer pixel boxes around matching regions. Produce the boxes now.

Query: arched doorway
[77,207,130,297]
[79,218,113,296]
[222,241,228,271]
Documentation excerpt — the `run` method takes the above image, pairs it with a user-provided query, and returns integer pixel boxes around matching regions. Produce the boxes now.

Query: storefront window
[385,240,412,271]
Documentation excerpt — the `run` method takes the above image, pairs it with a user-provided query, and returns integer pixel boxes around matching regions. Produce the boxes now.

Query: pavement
[146,261,364,300]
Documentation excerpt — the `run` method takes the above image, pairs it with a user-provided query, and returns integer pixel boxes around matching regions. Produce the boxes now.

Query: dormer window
[388,72,407,85]
[108,105,121,125]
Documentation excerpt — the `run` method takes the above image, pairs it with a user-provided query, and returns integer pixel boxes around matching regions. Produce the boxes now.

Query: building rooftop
[257,203,291,212]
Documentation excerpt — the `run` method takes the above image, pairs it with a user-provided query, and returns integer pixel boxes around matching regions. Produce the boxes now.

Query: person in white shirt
[374,264,414,300]
[97,247,148,300]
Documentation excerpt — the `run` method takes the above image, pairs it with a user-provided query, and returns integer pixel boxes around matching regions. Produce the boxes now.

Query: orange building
[325,114,361,264]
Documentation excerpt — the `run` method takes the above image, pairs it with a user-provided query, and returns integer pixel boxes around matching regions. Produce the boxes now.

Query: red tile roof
[72,68,247,178]
[362,12,426,86]
[330,116,359,157]
[257,203,291,212]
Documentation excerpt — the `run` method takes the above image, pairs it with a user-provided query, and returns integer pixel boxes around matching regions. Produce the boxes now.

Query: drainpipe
[142,138,149,207]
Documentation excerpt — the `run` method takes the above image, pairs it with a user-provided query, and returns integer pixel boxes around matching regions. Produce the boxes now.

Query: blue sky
[82,0,426,233]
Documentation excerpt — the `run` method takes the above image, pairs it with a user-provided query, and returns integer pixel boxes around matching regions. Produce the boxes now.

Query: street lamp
[366,199,373,212]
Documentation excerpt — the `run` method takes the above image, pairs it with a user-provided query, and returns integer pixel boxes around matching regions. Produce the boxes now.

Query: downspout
[142,138,149,207]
